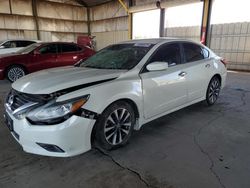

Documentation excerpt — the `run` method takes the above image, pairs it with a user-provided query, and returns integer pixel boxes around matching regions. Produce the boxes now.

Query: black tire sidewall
[94,101,135,150]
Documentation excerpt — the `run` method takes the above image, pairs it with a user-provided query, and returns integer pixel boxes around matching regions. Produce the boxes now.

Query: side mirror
[146,62,168,72]
[74,59,84,67]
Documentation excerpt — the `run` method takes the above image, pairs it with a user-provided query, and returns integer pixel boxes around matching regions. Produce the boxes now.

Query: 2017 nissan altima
[4,38,227,157]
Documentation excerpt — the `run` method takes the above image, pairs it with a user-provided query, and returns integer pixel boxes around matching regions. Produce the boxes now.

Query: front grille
[10,93,30,111]
[6,89,52,112]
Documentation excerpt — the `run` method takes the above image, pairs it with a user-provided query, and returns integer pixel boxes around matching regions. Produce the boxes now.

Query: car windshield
[80,43,154,70]
[16,43,42,54]
[0,40,4,45]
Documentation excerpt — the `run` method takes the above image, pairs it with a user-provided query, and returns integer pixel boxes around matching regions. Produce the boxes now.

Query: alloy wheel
[104,108,132,145]
[8,67,25,82]
[208,78,221,104]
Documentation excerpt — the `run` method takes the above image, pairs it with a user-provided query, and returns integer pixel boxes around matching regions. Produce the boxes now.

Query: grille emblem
[8,95,14,106]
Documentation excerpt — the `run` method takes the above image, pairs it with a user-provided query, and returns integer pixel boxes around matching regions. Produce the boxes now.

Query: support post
[118,0,132,39]
[159,8,165,37]
[9,0,12,14]
[87,7,91,36]
[32,0,41,40]
[200,0,212,45]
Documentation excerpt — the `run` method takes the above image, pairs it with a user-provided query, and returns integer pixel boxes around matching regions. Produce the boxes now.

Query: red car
[0,42,95,82]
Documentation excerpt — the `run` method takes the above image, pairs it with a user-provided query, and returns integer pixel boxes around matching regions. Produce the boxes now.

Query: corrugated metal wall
[0,0,35,40]
[0,0,88,42]
[164,26,200,42]
[90,1,129,50]
[209,22,250,71]
[37,0,88,42]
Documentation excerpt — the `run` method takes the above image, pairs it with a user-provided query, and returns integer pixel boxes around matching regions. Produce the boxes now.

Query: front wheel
[6,65,26,82]
[94,101,135,150]
[206,76,221,105]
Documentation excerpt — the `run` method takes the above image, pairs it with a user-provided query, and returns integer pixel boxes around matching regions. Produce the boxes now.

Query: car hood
[12,66,126,94]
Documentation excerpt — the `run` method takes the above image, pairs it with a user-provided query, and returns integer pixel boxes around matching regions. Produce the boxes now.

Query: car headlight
[27,95,89,125]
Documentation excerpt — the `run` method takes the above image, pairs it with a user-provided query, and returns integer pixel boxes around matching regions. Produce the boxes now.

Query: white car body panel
[5,38,227,157]
[140,64,187,119]
[5,108,95,157]
[12,66,126,94]
[0,47,23,55]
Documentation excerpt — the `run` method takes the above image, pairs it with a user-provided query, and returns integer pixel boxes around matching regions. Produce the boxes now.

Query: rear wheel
[6,65,26,82]
[206,76,221,105]
[94,101,135,150]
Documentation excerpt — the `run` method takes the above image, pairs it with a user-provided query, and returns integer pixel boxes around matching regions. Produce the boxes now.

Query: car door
[29,43,58,72]
[140,43,188,119]
[57,43,82,66]
[181,42,211,102]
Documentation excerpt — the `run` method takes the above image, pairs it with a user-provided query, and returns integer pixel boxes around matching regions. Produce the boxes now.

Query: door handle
[179,71,187,77]
[205,64,210,68]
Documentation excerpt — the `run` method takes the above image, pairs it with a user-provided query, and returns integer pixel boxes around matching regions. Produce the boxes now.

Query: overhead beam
[200,0,212,45]
[129,0,199,13]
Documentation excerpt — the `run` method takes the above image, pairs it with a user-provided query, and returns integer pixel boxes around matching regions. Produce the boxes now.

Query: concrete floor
[0,71,250,188]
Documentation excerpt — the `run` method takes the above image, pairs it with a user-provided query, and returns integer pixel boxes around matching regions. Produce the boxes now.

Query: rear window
[202,47,210,58]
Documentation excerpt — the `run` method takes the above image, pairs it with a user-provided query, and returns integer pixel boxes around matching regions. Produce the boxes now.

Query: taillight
[220,58,227,67]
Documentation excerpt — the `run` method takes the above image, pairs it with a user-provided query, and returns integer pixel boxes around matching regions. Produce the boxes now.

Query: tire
[6,65,26,82]
[206,76,221,106]
[94,101,135,150]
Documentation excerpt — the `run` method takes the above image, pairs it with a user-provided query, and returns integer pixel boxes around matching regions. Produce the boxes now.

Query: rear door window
[59,43,80,53]
[183,43,204,63]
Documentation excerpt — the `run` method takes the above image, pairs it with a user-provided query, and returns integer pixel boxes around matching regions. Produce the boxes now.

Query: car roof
[0,39,40,42]
[0,39,41,45]
[121,37,201,45]
[39,42,77,45]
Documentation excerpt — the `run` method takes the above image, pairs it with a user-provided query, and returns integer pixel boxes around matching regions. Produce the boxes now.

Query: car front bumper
[4,110,96,157]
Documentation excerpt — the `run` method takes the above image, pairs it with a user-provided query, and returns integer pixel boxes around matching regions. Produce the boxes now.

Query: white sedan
[4,38,227,157]
[0,39,40,55]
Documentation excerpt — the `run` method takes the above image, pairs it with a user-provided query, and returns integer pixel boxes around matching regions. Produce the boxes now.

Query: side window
[149,43,181,66]
[183,43,204,63]
[59,43,78,53]
[18,41,35,47]
[39,44,57,54]
[202,47,209,59]
[2,41,18,48]
[77,46,83,51]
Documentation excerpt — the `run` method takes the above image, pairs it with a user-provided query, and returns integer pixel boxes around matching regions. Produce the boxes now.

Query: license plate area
[4,112,13,132]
